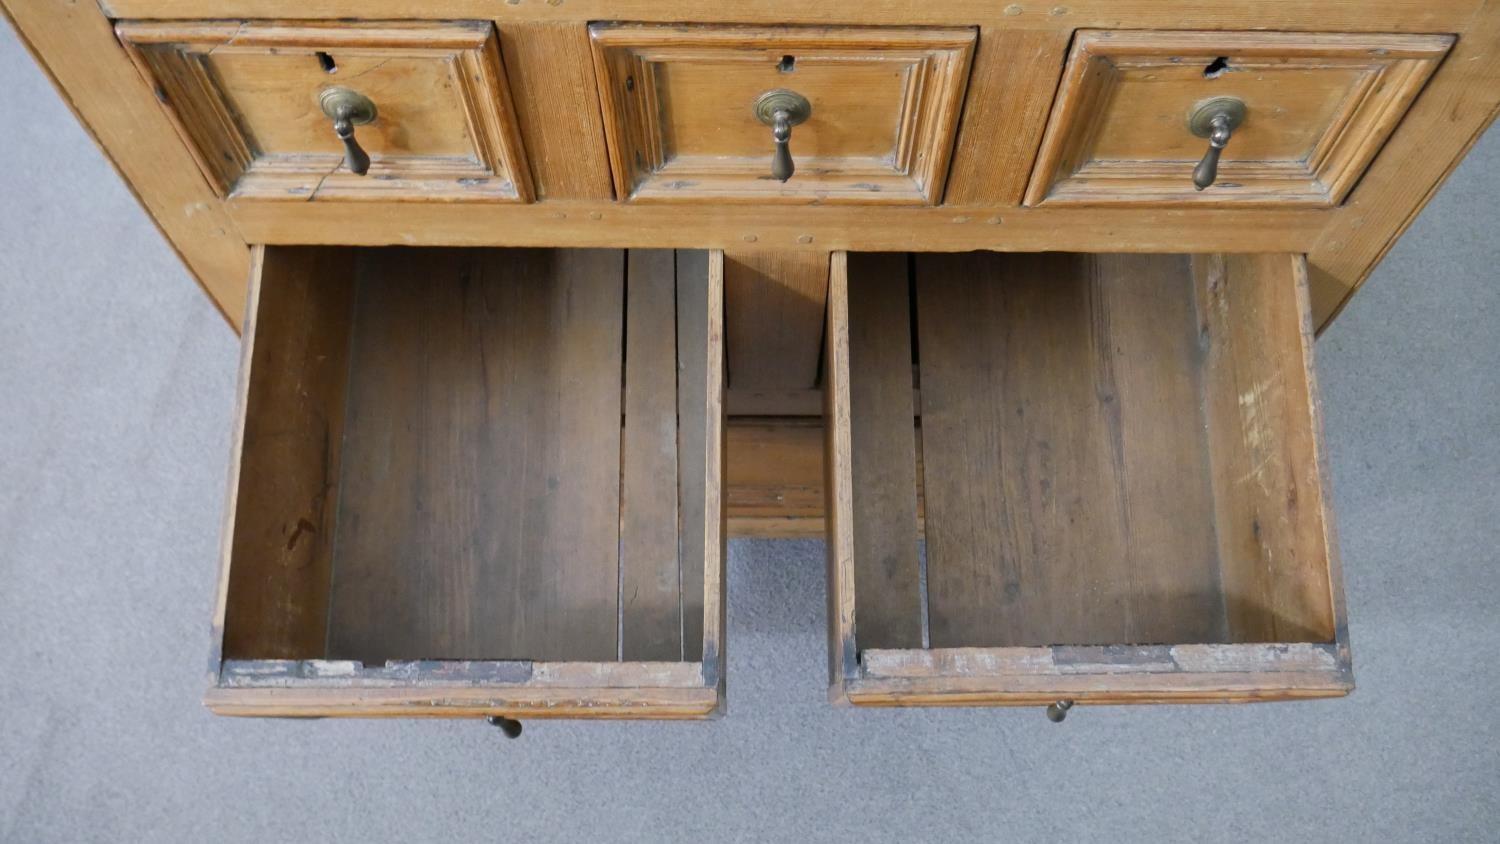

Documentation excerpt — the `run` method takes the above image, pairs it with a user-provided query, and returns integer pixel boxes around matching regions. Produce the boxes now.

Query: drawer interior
[212,246,724,716]
[826,250,1348,703]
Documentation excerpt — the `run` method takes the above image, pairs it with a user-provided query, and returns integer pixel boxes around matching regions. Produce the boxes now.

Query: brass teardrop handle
[754,89,812,183]
[318,87,378,176]
[1188,97,1247,191]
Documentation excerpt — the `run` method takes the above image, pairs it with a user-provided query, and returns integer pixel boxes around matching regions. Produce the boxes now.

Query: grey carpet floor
[2,22,1497,843]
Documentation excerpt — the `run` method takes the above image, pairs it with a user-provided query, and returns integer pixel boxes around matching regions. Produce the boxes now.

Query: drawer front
[117,21,534,202]
[208,246,724,718]
[589,24,975,204]
[823,249,1351,707]
[1025,31,1452,207]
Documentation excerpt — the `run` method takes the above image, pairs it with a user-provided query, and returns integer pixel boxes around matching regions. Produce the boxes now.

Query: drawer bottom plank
[916,253,1225,649]
[846,253,924,650]
[325,248,626,664]
[621,249,684,661]
[676,250,712,659]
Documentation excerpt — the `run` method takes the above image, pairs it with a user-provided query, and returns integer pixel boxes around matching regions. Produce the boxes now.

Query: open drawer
[823,250,1350,708]
[209,246,725,718]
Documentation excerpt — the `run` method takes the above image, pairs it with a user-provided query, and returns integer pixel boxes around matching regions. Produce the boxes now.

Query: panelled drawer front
[589,24,976,205]
[1025,30,1453,207]
[116,21,534,203]
[207,246,724,718]
[823,249,1351,707]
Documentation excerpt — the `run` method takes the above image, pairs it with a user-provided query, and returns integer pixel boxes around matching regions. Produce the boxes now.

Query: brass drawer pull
[318,87,378,176]
[754,89,812,183]
[1189,96,1247,191]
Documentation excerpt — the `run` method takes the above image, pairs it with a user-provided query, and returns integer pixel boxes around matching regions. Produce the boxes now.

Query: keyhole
[316,52,338,74]
[778,55,796,73]
[1203,56,1230,79]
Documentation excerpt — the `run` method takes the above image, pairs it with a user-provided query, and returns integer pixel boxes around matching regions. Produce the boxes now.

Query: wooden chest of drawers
[6,0,1497,728]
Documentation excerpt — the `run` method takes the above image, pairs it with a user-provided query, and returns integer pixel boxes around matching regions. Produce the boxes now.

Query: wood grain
[726,420,829,538]
[620,249,682,661]
[845,253,923,650]
[589,24,974,205]
[1197,253,1337,643]
[207,670,720,718]
[943,27,1071,206]
[917,252,1221,648]
[325,248,624,663]
[222,246,355,660]
[225,198,1330,256]
[849,642,1349,706]
[723,421,929,540]
[723,249,831,391]
[498,21,614,199]
[209,658,717,717]
[821,249,1344,704]
[822,251,859,696]
[1025,31,1453,207]
[1087,254,1225,646]
[676,250,711,658]
[95,0,1484,32]
[115,19,535,203]
[210,246,729,715]
[698,250,728,688]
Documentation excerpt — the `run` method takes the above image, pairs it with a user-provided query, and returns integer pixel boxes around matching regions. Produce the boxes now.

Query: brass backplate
[1188,96,1247,138]
[753,89,812,127]
[318,87,378,125]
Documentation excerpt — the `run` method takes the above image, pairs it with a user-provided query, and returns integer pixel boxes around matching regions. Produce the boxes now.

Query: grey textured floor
[2,24,1498,843]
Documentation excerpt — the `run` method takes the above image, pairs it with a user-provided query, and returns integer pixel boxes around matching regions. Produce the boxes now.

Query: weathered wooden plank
[916,252,1224,648]
[205,684,720,719]
[1197,253,1337,643]
[822,252,859,697]
[676,250,711,659]
[845,253,923,649]
[97,0,1485,33]
[222,246,355,660]
[850,642,1350,705]
[620,249,683,661]
[944,27,1071,206]
[497,21,615,200]
[919,252,1071,647]
[227,200,1328,257]
[1089,253,1225,645]
[698,250,728,690]
[861,643,1342,678]
[326,248,625,663]
[220,659,705,688]
[498,248,626,663]
[721,249,830,390]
